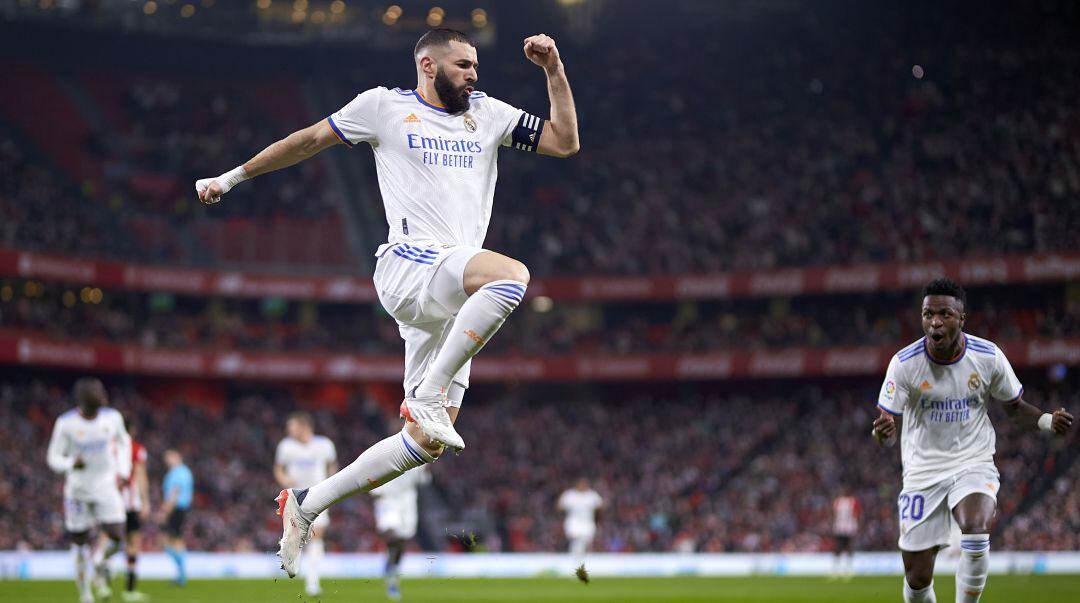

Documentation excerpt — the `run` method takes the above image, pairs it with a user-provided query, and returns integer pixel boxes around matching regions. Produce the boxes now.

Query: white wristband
[1038,413,1053,432]
[217,165,250,194]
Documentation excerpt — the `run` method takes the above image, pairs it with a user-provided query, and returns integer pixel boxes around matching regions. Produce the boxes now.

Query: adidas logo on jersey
[404,113,421,123]
[919,380,933,391]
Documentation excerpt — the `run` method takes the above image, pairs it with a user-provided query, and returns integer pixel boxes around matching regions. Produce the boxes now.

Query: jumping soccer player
[872,278,1074,603]
[194,27,578,578]
[274,412,338,597]
[47,378,131,603]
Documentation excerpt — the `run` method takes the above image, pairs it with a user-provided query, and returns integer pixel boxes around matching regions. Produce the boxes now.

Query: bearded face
[434,67,472,114]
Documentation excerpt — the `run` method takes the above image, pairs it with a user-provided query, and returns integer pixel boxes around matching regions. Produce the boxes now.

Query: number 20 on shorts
[899,494,924,521]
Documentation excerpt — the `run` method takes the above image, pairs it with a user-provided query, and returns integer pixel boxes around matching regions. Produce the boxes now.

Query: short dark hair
[923,277,967,308]
[415,28,474,58]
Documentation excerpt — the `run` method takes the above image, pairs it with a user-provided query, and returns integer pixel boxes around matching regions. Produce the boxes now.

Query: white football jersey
[877,333,1023,489]
[275,435,337,489]
[558,488,603,531]
[47,407,132,500]
[328,87,544,251]
[370,464,429,504]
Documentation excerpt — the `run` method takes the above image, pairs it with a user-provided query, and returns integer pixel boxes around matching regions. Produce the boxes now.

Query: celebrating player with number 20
[873,278,1074,603]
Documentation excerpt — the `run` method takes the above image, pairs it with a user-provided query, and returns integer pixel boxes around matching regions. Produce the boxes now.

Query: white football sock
[73,543,92,599]
[414,280,525,397]
[305,538,324,593]
[299,429,433,516]
[957,534,990,603]
[904,578,936,603]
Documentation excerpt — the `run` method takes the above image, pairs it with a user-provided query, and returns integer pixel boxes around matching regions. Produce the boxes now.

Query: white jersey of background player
[46,378,131,603]
[196,28,579,578]
[274,412,337,597]
[370,465,430,600]
[557,478,603,560]
[873,279,1073,603]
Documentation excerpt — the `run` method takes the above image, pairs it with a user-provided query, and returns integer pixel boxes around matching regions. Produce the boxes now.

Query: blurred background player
[94,416,151,601]
[829,488,860,581]
[46,378,131,603]
[557,478,603,562]
[117,418,150,601]
[370,465,430,601]
[274,412,338,597]
[873,279,1075,603]
[157,449,194,587]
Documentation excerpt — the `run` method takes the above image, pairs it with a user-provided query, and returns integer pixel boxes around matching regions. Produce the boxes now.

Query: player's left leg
[93,522,125,598]
[951,493,996,603]
[304,518,328,596]
[410,250,528,440]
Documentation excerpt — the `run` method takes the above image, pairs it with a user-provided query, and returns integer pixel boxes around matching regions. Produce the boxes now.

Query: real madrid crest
[463,113,477,133]
[968,372,981,391]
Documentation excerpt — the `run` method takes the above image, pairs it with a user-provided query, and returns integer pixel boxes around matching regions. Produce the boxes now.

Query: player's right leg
[275,429,434,577]
[901,549,938,603]
[897,481,952,603]
[64,498,96,603]
[121,514,149,602]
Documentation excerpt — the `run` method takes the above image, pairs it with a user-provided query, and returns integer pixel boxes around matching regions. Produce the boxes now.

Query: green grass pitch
[4,576,1080,602]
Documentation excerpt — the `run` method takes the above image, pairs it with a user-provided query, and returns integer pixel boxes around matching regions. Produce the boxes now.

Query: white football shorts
[373,242,485,408]
[897,464,1000,552]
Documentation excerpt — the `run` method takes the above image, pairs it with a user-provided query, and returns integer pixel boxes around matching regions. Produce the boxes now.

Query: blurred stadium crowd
[1,3,1079,275]
[3,377,1078,553]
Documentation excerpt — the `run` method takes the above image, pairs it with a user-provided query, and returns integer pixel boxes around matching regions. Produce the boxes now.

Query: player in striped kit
[195,27,578,578]
[93,418,150,602]
[872,279,1074,603]
[47,378,131,603]
[829,491,860,580]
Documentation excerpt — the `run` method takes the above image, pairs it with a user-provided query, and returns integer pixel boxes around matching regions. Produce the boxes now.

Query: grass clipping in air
[575,564,590,584]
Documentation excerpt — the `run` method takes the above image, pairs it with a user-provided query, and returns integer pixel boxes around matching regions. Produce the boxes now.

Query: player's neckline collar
[412,90,450,114]
[924,333,967,365]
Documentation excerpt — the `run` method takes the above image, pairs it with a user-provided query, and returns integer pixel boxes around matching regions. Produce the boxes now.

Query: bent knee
[905,570,933,591]
[498,258,530,285]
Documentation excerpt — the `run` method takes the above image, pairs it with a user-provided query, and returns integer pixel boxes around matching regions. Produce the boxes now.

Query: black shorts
[126,511,142,533]
[834,534,853,551]
[165,509,187,538]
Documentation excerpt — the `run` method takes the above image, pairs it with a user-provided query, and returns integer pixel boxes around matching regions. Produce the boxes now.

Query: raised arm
[524,34,580,158]
[1003,396,1073,434]
[196,119,343,204]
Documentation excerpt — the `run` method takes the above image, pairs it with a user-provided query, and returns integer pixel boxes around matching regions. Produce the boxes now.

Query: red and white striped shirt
[832,496,860,536]
[120,441,147,512]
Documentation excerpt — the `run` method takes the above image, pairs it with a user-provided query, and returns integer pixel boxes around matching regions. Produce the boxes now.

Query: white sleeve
[325,439,337,464]
[487,97,545,153]
[327,88,383,147]
[877,355,906,416]
[274,440,288,466]
[557,491,569,510]
[991,349,1024,402]
[113,411,132,481]
[46,417,74,474]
